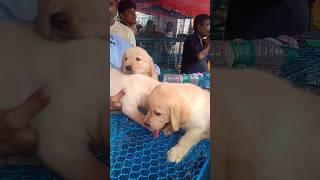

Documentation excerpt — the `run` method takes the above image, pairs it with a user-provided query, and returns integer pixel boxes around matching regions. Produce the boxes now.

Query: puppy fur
[0,22,107,180]
[121,47,158,80]
[110,68,160,129]
[144,83,210,163]
[213,69,320,180]
[35,0,107,41]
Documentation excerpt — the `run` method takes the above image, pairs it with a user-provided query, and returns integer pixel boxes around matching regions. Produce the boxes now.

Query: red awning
[135,0,210,17]
[159,0,210,17]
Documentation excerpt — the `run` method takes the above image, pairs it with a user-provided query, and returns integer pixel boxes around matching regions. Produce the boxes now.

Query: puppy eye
[125,57,128,61]
[136,57,141,61]
[154,111,161,116]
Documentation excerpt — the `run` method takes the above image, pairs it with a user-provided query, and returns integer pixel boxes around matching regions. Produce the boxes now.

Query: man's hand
[0,86,50,156]
[110,90,125,112]
[196,37,211,61]
[202,37,211,47]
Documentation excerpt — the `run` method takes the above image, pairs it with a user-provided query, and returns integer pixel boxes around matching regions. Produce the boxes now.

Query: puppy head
[35,0,107,41]
[144,83,190,132]
[121,47,158,79]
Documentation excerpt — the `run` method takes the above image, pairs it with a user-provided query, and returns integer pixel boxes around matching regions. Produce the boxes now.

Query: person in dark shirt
[181,14,211,74]
[224,0,314,39]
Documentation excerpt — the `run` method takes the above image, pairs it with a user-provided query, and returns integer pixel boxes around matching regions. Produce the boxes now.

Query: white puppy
[121,46,158,80]
[36,0,107,41]
[110,68,160,130]
[0,22,107,180]
[144,83,210,163]
[213,69,320,180]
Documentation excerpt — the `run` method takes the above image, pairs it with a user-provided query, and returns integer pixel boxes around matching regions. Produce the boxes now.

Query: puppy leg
[122,104,151,131]
[162,125,174,136]
[167,129,204,163]
[38,140,106,180]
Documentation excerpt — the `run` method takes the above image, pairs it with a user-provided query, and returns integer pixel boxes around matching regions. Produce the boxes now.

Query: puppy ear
[169,105,181,132]
[169,102,189,132]
[148,56,158,80]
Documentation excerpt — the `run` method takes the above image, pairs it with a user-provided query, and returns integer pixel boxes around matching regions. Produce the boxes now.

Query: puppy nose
[50,12,71,31]
[144,121,150,127]
[125,65,132,71]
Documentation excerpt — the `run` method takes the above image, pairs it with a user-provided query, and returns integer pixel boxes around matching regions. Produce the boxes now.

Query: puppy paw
[163,128,174,136]
[167,146,188,163]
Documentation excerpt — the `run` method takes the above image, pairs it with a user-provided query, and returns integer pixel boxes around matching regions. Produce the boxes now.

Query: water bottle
[159,74,200,85]
[212,38,297,74]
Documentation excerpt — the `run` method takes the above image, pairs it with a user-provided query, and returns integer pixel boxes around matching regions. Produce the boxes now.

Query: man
[109,0,133,68]
[118,0,137,31]
[224,0,314,39]
[109,0,160,72]
[181,14,211,74]
[110,0,136,46]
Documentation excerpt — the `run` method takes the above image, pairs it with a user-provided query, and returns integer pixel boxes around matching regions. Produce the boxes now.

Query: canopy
[135,0,210,17]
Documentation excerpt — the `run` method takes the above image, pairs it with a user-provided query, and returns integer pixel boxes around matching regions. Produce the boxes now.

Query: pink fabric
[135,0,210,17]
[160,0,210,17]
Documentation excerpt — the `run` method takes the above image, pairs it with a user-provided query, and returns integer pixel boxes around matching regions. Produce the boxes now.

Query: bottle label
[230,41,255,68]
[182,74,190,83]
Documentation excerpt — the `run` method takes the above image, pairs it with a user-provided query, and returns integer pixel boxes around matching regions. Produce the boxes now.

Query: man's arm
[0,87,50,155]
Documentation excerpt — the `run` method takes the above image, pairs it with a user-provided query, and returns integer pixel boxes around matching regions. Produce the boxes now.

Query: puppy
[35,0,107,41]
[213,69,320,180]
[144,83,210,163]
[0,23,107,180]
[0,0,109,179]
[121,47,158,80]
[110,68,160,130]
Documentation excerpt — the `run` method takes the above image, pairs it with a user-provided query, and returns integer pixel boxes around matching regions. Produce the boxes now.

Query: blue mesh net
[0,164,61,180]
[110,74,211,180]
[110,113,210,180]
[279,32,320,94]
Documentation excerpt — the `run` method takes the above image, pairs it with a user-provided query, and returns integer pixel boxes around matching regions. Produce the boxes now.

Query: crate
[137,37,185,73]
[211,0,229,40]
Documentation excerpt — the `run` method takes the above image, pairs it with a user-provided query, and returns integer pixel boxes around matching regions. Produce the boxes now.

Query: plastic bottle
[159,74,200,85]
[212,39,297,72]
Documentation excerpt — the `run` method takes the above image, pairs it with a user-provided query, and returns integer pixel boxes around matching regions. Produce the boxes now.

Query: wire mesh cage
[134,11,193,74]
[211,1,320,95]
[211,0,229,40]
[110,76,211,180]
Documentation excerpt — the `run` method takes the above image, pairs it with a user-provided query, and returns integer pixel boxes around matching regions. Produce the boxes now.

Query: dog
[213,69,320,180]
[144,83,210,163]
[35,0,107,41]
[120,46,158,80]
[0,22,107,179]
[0,14,107,180]
[110,68,160,130]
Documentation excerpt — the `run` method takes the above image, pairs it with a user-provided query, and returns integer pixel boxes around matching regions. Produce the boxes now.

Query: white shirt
[110,21,136,46]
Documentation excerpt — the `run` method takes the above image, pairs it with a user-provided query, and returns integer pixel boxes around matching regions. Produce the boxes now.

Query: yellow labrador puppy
[121,47,158,80]
[36,0,107,41]
[144,83,210,163]
[0,0,108,179]
[213,69,320,180]
[110,68,160,130]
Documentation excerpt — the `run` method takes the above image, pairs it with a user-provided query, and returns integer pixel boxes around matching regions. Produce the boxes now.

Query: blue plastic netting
[279,32,320,94]
[110,73,211,180]
[110,113,210,180]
